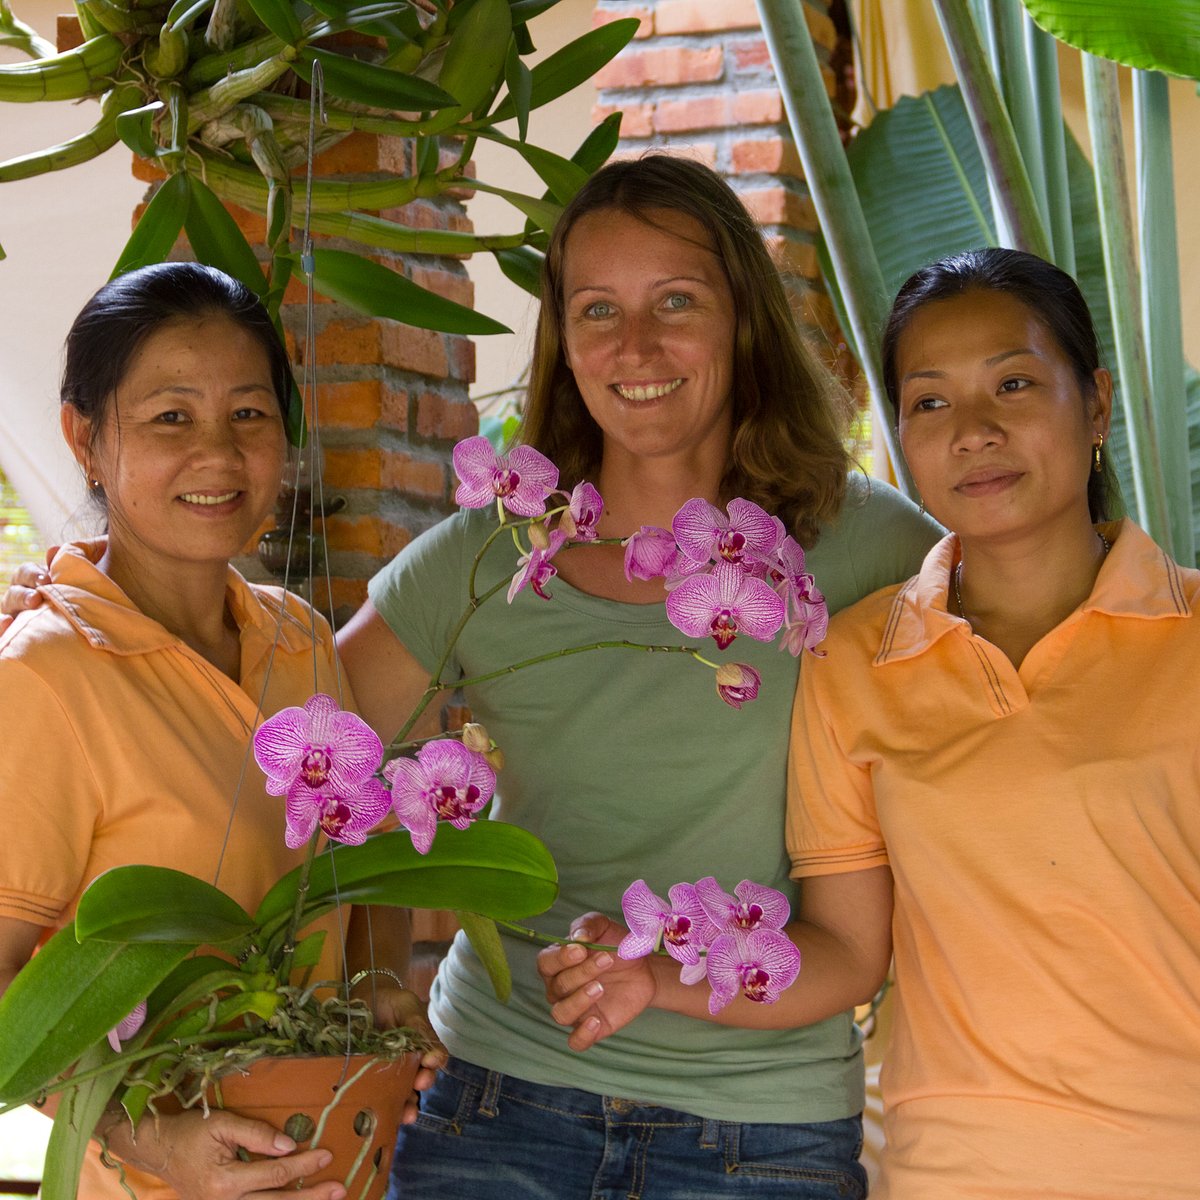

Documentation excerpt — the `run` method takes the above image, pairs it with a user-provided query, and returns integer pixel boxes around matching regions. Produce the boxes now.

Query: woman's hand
[536,914,658,1052]
[0,557,49,633]
[98,1108,349,1200]
[365,983,448,1123]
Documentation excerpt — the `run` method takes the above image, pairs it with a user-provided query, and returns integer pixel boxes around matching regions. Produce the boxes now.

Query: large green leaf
[489,19,639,122]
[295,48,458,111]
[75,865,256,944]
[40,1044,125,1200]
[111,171,190,278]
[255,822,558,927]
[1020,0,1200,79]
[306,248,510,334]
[494,244,543,295]
[0,929,189,1103]
[245,0,304,45]
[183,175,269,296]
[455,911,511,1003]
[436,0,512,123]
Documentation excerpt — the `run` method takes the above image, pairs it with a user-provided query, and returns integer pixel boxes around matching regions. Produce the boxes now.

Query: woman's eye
[912,396,946,412]
[999,377,1031,393]
[664,293,690,311]
[155,410,187,424]
[583,301,614,319]
[233,406,267,420]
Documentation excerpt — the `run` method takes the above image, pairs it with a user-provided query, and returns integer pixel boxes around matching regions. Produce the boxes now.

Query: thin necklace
[953,531,1111,623]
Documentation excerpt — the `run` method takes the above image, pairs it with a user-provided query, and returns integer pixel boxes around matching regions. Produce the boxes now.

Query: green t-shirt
[368,472,939,1123]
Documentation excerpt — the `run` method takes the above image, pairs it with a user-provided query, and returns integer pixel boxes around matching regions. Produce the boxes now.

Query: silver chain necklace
[953,532,1112,623]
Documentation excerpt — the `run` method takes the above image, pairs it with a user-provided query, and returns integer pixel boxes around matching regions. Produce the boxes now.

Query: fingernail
[595,953,613,969]
[316,1150,334,1169]
[585,981,603,998]
[584,1017,601,1031]
[273,1133,296,1152]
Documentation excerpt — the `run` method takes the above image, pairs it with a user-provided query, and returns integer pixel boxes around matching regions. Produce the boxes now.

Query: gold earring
[917,495,926,516]
[1093,434,1104,474]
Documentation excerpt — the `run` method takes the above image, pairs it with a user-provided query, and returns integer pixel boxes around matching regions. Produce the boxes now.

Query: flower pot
[210,1053,417,1200]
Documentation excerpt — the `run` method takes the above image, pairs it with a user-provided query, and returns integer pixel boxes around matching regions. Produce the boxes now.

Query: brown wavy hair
[518,154,852,546]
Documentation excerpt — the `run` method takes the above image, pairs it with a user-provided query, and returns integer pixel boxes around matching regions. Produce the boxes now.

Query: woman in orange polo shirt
[0,263,425,1200]
[787,249,1200,1198]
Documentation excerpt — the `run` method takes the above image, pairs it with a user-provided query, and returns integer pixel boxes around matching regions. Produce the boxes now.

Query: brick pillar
[590,0,856,381]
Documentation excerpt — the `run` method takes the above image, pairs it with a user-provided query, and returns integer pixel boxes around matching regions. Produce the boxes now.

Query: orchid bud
[528,521,551,550]
[559,510,579,539]
[715,663,762,709]
[484,747,506,772]
[461,723,491,754]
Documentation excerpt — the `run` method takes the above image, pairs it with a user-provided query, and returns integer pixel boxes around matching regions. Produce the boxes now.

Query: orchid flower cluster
[453,436,829,710]
[239,435,827,1011]
[620,878,802,1014]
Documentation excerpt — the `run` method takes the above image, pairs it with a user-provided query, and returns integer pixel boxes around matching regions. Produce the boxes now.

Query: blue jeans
[386,1057,867,1200]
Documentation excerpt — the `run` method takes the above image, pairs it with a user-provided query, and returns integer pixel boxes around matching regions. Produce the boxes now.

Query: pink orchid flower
[714,663,762,709]
[508,530,567,602]
[453,436,559,518]
[672,498,783,570]
[253,694,384,798]
[561,481,604,542]
[622,525,679,582]
[284,777,393,849]
[705,929,802,1014]
[769,537,830,657]
[618,880,708,967]
[665,561,785,650]
[384,739,496,855]
[694,877,791,934]
[107,1000,147,1053]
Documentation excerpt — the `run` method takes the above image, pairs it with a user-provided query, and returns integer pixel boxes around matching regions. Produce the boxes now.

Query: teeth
[615,379,683,402]
[180,491,239,506]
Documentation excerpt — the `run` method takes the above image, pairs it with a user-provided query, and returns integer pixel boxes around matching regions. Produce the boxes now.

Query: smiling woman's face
[559,207,737,476]
[895,288,1110,545]
[70,313,286,573]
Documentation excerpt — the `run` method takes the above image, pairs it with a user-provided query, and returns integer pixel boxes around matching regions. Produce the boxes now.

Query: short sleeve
[838,475,942,600]
[0,658,100,927]
[368,512,475,675]
[786,650,888,880]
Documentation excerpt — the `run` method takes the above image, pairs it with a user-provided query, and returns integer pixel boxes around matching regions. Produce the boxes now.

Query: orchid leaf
[1019,0,1200,79]
[76,864,257,944]
[423,0,511,133]
[494,245,543,295]
[489,19,639,122]
[572,111,622,173]
[115,100,164,158]
[255,823,558,927]
[111,171,190,278]
[0,929,189,1103]
[510,0,560,23]
[245,0,304,46]
[468,180,562,231]
[475,127,588,204]
[40,1044,125,1200]
[455,911,511,1003]
[166,0,213,33]
[504,36,532,141]
[295,48,458,111]
[183,175,269,296]
[303,248,510,334]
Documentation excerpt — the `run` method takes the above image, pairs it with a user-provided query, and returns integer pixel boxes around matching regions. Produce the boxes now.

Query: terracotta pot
[210,1053,418,1200]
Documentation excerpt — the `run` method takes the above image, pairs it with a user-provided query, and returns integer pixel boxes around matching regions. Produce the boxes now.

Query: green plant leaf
[494,244,543,295]
[571,110,621,172]
[75,864,257,944]
[478,128,589,204]
[255,823,558,927]
[303,247,511,334]
[245,0,304,45]
[510,0,560,23]
[184,175,269,296]
[455,911,511,1003]
[424,0,511,132]
[295,48,459,111]
[469,180,562,231]
[111,171,190,278]
[166,0,213,32]
[503,36,531,141]
[489,18,638,122]
[1020,0,1200,79]
[115,100,164,158]
[0,929,189,1103]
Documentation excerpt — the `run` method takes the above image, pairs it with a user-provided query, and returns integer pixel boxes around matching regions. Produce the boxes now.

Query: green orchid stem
[279,833,322,981]
[492,919,619,955]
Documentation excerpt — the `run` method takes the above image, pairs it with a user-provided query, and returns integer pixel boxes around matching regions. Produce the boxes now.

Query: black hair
[881,247,1115,521]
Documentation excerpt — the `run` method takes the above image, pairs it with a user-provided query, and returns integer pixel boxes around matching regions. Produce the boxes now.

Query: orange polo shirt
[0,540,349,1200]
[788,520,1200,1200]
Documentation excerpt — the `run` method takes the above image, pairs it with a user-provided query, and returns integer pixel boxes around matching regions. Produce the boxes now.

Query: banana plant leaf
[254,823,558,927]
[1019,0,1200,79]
[488,18,639,123]
[0,930,190,1102]
[303,247,511,335]
[74,865,256,944]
